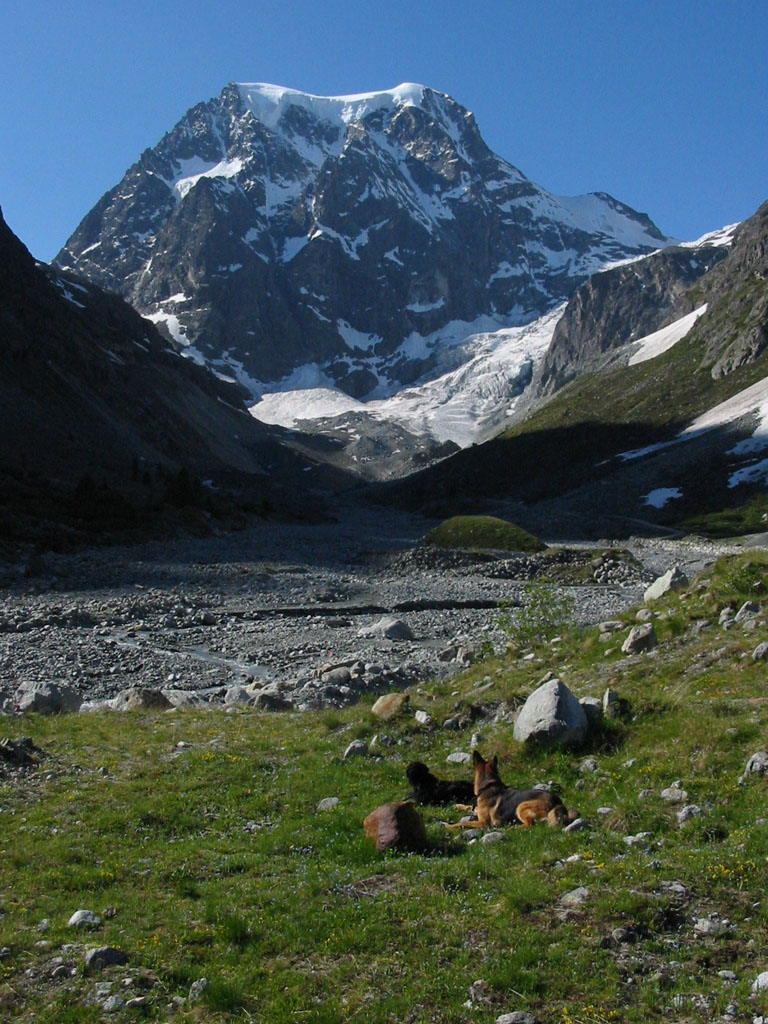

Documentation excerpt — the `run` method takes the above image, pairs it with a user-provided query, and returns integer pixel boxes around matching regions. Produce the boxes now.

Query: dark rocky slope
[0,208,344,554]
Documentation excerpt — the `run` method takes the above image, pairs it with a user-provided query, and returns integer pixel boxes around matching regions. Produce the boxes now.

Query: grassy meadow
[2,551,768,1022]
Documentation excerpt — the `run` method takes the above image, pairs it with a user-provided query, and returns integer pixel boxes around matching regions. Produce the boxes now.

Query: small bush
[498,581,575,649]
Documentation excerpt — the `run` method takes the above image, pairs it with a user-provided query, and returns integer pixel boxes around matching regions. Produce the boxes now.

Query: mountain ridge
[55,80,670,406]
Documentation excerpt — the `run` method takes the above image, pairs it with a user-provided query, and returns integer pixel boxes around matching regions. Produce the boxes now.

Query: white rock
[68,909,102,929]
[446,751,471,765]
[644,566,688,603]
[480,831,505,845]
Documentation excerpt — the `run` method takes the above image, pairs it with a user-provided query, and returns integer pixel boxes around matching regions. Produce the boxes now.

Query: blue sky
[2,0,766,261]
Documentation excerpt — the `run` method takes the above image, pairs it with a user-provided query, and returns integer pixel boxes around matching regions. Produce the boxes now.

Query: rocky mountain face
[0,208,340,552]
[376,200,768,536]
[690,201,768,378]
[530,239,729,399]
[56,82,669,401]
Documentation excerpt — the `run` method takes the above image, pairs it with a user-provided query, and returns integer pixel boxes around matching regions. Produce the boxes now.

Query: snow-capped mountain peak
[56,79,673,427]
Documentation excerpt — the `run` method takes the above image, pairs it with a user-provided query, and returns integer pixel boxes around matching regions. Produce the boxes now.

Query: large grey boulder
[358,616,415,641]
[15,680,81,715]
[644,566,688,603]
[513,679,588,748]
[621,623,657,654]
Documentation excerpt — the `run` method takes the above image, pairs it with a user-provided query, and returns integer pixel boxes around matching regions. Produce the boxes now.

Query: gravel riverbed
[0,507,747,713]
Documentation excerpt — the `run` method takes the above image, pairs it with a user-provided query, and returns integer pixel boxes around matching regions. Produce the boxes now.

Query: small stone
[735,601,760,622]
[363,801,427,853]
[694,918,726,937]
[752,972,768,992]
[621,623,657,654]
[316,797,340,812]
[560,886,590,907]
[446,751,471,765]
[251,692,292,711]
[101,995,126,1013]
[624,832,653,847]
[112,687,172,711]
[189,977,209,1003]
[718,970,738,982]
[580,757,599,773]
[68,909,101,929]
[85,947,130,970]
[496,1013,538,1024]
[677,804,704,823]
[644,566,688,603]
[660,786,688,804]
[414,709,433,727]
[358,616,415,640]
[343,740,368,761]
[370,693,409,720]
[741,751,768,780]
[480,831,505,845]
[563,817,589,832]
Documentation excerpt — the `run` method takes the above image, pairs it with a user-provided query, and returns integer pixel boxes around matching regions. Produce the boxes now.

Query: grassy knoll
[425,515,546,552]
[3,552,768,1021]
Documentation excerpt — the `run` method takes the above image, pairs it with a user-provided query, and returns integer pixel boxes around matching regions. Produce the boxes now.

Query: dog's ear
[490,754,499,772]
[472,749,485,766]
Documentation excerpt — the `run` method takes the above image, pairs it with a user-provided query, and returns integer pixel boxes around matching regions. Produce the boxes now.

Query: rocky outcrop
[691,202,768,378]
[531,242,727,399]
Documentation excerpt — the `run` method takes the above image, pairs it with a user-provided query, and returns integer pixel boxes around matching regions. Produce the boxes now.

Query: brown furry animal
[446,750,577,829]
[406,760,476,806]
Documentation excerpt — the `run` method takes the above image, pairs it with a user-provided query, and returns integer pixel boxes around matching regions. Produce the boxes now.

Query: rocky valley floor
[0,504,746,715]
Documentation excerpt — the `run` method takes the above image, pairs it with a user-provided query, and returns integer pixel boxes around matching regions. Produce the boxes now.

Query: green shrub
[425,515,545,552]
[497,580,575,649]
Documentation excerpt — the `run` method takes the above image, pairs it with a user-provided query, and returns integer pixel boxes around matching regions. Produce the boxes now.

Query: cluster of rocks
[17,906,210,1016]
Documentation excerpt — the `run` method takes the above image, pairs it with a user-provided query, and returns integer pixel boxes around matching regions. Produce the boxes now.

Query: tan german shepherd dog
[447,750,578,829]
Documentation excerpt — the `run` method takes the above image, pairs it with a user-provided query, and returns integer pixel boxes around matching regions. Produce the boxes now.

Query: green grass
[682,494,768,538]
[4,554,768,1021]
[425,515,546,552]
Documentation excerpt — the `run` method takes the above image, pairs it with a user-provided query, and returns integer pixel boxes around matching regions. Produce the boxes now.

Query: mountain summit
[56,81,669,402]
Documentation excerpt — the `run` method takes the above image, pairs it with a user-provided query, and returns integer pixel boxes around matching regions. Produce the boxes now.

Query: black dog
[406,761,476,806]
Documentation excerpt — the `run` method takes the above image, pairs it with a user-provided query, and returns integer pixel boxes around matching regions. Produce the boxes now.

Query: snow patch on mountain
[170,157,245,200]
[618,375,768,466]
[628,305,708,365]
